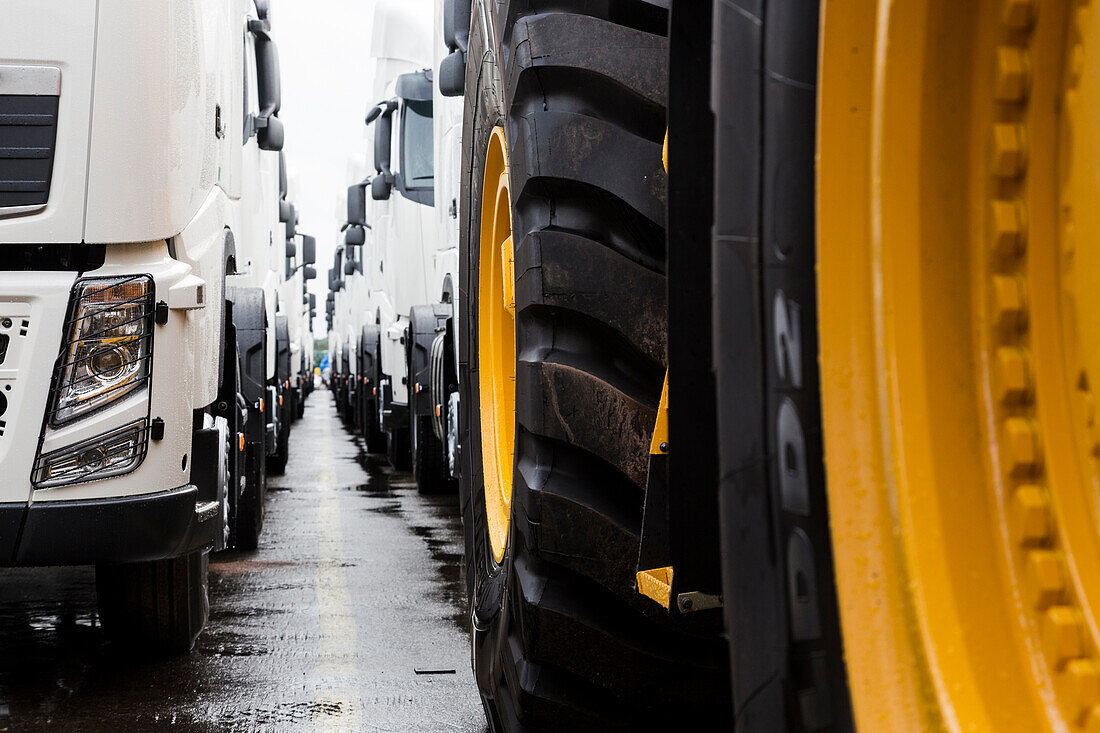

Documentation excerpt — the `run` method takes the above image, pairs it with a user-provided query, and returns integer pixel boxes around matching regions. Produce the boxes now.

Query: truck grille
[0,94,59,209]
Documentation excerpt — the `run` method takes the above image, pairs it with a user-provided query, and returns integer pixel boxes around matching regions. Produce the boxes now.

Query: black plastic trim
[6,485,217,566]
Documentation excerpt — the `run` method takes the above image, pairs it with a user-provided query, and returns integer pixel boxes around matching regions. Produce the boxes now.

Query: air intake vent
[0,94,59,209]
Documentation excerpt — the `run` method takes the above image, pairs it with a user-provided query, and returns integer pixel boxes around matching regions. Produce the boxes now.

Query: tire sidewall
[458,4,512,708]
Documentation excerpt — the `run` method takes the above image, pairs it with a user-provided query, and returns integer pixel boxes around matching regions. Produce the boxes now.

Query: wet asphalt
[0,390,487,732]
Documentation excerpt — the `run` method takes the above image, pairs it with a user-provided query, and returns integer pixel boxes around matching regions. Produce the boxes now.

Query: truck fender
[408,304,452,418]
[225,285,267,444]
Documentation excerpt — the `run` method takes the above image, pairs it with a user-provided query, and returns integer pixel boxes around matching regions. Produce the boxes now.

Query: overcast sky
[271,0,377,337]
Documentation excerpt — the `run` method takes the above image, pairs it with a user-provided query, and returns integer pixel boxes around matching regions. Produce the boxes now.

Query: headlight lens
[50,276,154,426]
[33,419,148,489]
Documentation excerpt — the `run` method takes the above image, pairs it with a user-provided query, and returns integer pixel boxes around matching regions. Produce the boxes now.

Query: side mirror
[309,293,316,308]
[374,108,392,174]
[439,50,465,97]
[278,151,288,198]
[328,268,336,288]
[285,240,296,258]
[303,265,316,281]
[284,202,296,237]
[371,174,392,201]
[344,259,356,276]
[258,113,284,151]
[347,182,367,226]
[365,98,396,125]
[279,199,291,223]
[251,26,283,151]
[346,225,365,246]
[443,0,471,51]
[301,234,316,264]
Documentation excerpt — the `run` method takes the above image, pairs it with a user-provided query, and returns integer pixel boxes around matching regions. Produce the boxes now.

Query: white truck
[332,0,460,493]
[0,0,289,651]
[276,163,317,422]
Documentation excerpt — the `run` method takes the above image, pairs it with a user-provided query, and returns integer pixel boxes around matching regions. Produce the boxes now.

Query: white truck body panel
[0,2,97,243]
[84,0,236,243]
[0,0,284,511]
[433,0,463,365]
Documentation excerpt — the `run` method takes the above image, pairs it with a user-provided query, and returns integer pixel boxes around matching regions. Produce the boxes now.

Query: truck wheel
[232,439,266,550]
[362,328,387,453]
[386,427,411,471]
[458,3,731,728]
[363,398,386,453]
[411,406,454,494]
[95,550,209,654]
[267,418,289,475]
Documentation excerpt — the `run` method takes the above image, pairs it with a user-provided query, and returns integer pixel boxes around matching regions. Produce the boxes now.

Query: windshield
[401,100,433,189]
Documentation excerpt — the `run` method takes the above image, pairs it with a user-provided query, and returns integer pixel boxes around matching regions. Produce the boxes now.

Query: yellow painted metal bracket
[637,372,672,609]
[649,373,669,455]
[636,566,673,609]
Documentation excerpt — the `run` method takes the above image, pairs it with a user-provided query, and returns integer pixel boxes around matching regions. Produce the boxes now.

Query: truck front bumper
[0,484,220,566]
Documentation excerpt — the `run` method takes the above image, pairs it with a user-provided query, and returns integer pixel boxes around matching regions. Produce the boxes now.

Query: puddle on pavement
[353,439,470,632]
[0,396,484,732]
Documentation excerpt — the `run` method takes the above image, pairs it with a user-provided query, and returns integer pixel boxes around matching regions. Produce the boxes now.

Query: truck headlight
[50,276,154,426]
[33,419,148,488]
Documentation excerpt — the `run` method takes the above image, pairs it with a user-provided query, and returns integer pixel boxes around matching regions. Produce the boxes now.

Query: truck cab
[0,0,289,651]
[334,0,459,488]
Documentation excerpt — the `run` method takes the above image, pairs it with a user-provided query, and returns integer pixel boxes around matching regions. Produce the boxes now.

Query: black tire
[363,398,386,452]
[362,328,387,453]
[267,412,289,475]
[386,427,411,471]
[95,550,209,654]
[458,3,731,729]
[232,438,265,550]
[710,1,853,730]
[411,405,454,494]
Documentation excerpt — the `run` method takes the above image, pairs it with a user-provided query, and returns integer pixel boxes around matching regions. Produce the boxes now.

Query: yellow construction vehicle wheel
[457,1,732,728]
[819,0,1100,729]
[476,126,515,564]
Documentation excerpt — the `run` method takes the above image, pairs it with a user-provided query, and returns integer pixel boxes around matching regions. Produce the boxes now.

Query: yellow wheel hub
[478,126,515,564]
[819,0,1100,729]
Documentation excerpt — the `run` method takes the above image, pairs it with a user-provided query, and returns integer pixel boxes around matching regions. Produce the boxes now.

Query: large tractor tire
[458,2,731,728]
[705,1,852,729]
[95,550,209,654]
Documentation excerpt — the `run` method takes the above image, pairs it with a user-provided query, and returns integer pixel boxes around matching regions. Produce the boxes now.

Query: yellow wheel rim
[820,0,1100,729]
[478,126,515,565]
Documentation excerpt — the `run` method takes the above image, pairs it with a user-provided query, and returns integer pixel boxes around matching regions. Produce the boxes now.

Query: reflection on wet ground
[0,392,486,732]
